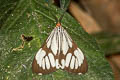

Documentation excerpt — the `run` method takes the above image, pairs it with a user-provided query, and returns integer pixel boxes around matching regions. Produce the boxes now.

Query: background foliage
[0,0,113,80]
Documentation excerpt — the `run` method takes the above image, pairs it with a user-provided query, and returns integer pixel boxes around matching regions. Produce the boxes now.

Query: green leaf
[0,0,19,29]
[0,0,113,80]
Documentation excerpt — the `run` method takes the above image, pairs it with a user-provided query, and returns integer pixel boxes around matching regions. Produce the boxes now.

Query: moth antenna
[59,0,71,23]
[51,12,59,24]
[58,11,65,23]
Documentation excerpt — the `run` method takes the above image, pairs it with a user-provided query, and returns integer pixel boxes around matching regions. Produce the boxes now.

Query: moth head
[56,22,61,27]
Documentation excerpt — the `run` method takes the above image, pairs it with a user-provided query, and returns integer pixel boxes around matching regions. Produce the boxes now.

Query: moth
[32,22,88,75]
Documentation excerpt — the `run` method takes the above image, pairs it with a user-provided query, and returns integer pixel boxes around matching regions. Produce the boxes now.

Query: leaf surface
[0,0,113,80]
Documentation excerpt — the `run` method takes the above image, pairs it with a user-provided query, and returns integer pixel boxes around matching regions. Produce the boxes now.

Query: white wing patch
[51,31,58,55]
[46,30,55,48]
[45,56,50,69]
[58,29,61,54]
[36,49,46,67]
[48,53,55,67]
[65,53,72,67]
[77,48,84,60]
[56,59,59,69]
[42,58,45,69]
[70,56,75,69]
[61,59,65,69]
[64,30,72,48]
[75,59,79,69]
[62,32,69,55]
[74,49,84,66]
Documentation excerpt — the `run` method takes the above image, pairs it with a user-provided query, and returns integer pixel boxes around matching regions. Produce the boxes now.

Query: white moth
[32,22,88,75]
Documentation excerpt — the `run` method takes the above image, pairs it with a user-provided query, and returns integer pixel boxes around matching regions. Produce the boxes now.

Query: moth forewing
[32,28,58,75]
